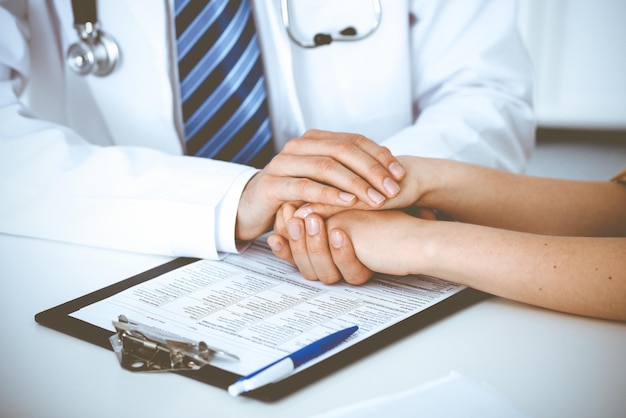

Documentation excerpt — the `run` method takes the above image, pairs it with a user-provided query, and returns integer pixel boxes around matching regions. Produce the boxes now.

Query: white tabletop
[1,138,625,418]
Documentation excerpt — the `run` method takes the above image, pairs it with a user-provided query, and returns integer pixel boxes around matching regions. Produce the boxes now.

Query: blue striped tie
[175,0,274,168]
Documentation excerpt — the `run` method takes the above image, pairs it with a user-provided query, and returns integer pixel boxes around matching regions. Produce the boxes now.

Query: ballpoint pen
[228,325,359,396]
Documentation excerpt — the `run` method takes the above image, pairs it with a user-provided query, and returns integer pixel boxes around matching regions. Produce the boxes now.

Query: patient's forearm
[417,221,626,320]
[417,160,626,236]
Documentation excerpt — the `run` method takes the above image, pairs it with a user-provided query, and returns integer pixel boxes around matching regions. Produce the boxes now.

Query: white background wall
[518,0,626,130]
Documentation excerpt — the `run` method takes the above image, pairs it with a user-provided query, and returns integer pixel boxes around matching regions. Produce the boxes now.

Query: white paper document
[72,239,465,376]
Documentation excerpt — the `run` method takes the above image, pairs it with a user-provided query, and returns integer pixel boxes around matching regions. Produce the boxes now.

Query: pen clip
[109,315,238,372]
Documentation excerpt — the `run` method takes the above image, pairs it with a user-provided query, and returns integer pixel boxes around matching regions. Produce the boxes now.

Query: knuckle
[293,178,313,195]
[320,185,342,203]
[342,174,366,192]
[342,268,372,285]
[291,178,342,204]
[258,174,281,199]
[264,152,285,171]
[319,272,341,285]
[315,157,338,174]
[375,145,393,161]
[346,133,369,147]
[281,138,301,154]
[306,242,327,257]
[367,159,383,173]
[330,139,355,155]
[303,128,322,137]
[345,275,369,286]
[312,183,332,203]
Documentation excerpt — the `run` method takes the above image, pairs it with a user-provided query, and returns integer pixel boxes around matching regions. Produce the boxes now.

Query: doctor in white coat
[0,0,534,260]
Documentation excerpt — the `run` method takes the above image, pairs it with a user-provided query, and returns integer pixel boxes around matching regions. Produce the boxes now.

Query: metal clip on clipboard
[109,315,239,372]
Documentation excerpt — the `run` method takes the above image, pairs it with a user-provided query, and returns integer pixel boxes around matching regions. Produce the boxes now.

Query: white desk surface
[1,139,625,418]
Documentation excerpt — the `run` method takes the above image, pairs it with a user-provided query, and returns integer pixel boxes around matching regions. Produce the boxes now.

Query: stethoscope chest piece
[67,0,119,77]
[67,23,119,76]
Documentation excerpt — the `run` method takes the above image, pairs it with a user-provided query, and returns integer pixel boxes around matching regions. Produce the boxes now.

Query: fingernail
[389,162,405,179]
[367,188,385,205]
[383,177,400,196]
[294,204,313,218]
[330,230,344,248]
[305,217,319,236]
[268,238,282,252]
[287,221,302,240]
[339,192,356,203]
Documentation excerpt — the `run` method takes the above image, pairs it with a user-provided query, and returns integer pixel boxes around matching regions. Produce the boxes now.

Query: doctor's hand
[278,155,439,220]
[235,129,406,241]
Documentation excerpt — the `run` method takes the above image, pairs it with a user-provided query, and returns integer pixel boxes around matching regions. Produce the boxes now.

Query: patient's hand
[268,204,373,284]
[269,207,429,284]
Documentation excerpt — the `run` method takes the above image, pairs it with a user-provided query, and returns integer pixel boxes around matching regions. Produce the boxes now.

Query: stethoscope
[66,0,119,76]
[281,0,382,48]
[66,0,382,76]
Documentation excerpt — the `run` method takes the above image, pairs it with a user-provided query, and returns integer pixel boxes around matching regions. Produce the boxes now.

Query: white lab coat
[0,0,535,259]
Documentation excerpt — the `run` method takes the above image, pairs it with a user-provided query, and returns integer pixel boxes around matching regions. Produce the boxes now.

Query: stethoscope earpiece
[340,27,358,36]
[313,33,333,47]
[313,27,358,46]
[281,0,381,49]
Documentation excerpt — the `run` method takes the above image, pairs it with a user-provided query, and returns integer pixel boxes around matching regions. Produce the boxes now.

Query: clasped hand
[235,129,408,282]
[236,129,406,239]
[236,129,439,285]
[267,153,438,285]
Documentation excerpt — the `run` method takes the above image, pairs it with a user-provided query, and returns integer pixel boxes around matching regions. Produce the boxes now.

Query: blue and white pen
[228,325,358,396]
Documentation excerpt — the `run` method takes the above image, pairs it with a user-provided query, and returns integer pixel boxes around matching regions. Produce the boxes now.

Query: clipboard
[35,256,488,402]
